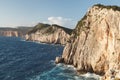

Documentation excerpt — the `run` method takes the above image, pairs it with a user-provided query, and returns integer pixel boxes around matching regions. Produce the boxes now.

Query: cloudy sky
[0,0,119,29]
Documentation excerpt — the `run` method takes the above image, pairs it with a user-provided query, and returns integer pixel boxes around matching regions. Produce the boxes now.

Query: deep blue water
[0,37,100,80]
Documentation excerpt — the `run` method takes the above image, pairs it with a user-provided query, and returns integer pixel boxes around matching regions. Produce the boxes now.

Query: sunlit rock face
[0,27,32,38]
[0,31,20,37]
[25,23,72,45]
[57,4,120,80]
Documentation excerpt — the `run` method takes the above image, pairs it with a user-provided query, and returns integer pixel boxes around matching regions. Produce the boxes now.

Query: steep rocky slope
[56,4,120,80]
[0,27,32,37]
[25,23,72,45]
[0,31,20,37]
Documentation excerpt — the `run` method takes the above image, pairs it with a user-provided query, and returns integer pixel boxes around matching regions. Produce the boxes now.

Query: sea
[0,37,101,80]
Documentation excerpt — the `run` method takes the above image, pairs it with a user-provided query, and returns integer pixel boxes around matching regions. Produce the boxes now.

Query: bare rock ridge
[25,23,72,45]
[0,27,32,38]
[56,4,120,80]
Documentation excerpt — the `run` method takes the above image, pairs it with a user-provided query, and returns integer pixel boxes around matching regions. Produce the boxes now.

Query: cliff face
[0,31,20,37]
[25,23,72,45]
[56,4,120,80]
[0,27,32,38]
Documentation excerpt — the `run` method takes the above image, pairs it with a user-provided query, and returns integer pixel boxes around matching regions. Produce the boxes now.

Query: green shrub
[94,4,120,11]
[72,14,88,38]
[28,23,50,34]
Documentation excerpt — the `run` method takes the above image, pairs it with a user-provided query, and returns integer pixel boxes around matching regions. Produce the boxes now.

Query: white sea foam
[57,63,101,80]
[20,39,26,41]
[81,72,101,80]
[29,63,101,80]
[66,65,76,70]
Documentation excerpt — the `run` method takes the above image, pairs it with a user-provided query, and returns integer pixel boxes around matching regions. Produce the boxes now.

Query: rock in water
[57,4,120,80]
[55,57,63,64]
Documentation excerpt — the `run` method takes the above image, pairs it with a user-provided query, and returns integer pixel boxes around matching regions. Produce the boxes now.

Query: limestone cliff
[25,23,72,45]
[0,27,32,38]
[56,4,120,80]
[0,31,20,37]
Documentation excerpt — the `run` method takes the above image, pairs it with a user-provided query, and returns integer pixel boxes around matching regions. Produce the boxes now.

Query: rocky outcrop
[0,31,20,37]
[55,57,64,64]
[56,4,120,80]
[25,23,72,45]
[0,27,32,38]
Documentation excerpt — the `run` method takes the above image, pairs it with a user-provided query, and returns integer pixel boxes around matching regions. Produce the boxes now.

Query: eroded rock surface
[0,31,20,37]
[25,23,72,45]
[0,27,32,38]
[58,4,120,80]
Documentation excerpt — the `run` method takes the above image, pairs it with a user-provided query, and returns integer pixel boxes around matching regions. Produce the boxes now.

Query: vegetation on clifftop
[94,4,120,11]
[28,23,73,35]
[72,14,88,38]
[52,24,73,35]
[72,4,120,38]
[0,27,32,35]
[28,23,50,34]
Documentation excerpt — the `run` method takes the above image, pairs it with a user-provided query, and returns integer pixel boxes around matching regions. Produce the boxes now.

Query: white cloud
[47,16,75,29]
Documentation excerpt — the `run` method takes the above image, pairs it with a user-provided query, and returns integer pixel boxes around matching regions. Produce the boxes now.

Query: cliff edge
[25,23,72,45]
[56,4,120,80]
[0,27,32,38]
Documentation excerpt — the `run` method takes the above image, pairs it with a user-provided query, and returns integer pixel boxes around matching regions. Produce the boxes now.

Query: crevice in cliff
[105,19,110,51]
[83,29,90,46]
[67,39,78,64]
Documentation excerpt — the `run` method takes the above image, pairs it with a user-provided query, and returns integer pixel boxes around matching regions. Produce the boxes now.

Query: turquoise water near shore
[0,37,100,80]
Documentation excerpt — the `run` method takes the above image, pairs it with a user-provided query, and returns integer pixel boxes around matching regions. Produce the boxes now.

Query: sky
[0,0,120,29]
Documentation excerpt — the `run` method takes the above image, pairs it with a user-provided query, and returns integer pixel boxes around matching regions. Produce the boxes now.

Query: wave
[28,63,101,80]
[81,72,101,80]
